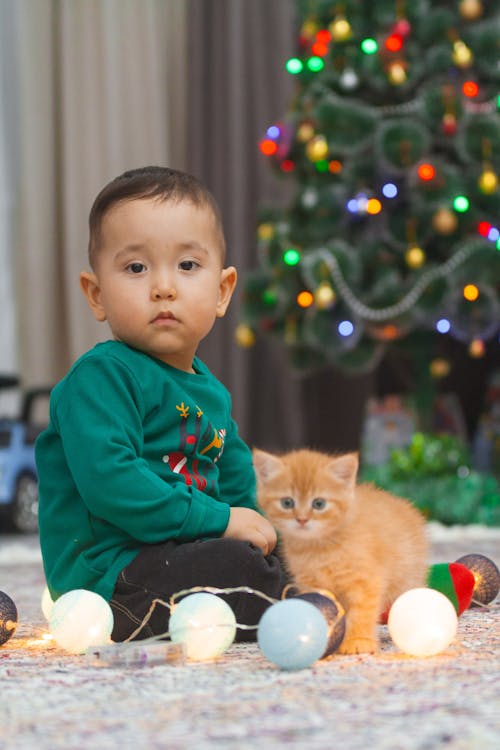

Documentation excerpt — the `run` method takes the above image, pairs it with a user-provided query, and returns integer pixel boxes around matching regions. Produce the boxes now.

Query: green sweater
[36,341,256,601]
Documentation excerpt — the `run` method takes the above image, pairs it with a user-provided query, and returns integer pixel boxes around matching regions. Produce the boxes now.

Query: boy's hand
[223,507,277,556]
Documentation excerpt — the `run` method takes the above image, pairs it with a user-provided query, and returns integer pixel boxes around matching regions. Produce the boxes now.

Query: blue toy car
[0,378,51,533]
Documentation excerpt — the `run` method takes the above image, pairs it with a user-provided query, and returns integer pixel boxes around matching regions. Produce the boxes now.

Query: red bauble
[392,19,411,38]
[442,113,458,136]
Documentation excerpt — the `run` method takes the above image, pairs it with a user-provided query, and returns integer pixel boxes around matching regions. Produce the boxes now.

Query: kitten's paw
[338,637,378,655]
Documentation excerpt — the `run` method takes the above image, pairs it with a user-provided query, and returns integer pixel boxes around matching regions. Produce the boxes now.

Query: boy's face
[80,198,237,372]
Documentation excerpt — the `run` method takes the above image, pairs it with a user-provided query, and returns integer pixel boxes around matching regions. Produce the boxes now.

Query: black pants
[110,538,286,643]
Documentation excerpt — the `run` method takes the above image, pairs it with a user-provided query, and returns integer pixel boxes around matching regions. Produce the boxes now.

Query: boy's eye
[179,260,199,271]
[280,496,295,509]
[311,497,326,510]
[126,262,146,274]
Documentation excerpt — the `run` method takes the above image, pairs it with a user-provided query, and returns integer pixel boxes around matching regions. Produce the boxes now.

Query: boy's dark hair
[88,166,225,267]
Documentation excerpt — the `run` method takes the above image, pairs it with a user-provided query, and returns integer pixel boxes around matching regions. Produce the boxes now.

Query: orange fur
[254,448,428,655]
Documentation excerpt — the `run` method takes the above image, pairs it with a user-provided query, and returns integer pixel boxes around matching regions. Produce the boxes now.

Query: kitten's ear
[328,452,358,489]
[252,449,284,481]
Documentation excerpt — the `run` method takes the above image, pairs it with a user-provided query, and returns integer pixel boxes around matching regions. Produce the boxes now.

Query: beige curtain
[13,0,188,387]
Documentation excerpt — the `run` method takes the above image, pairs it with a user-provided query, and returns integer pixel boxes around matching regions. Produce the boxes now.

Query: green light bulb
[453,196,469,212]
[361,38,378,55]
[283,248,301,266]
[306,56,324,72]
[286,58,303,75]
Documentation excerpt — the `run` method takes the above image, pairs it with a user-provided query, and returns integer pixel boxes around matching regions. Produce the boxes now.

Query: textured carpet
[0,524,499,750]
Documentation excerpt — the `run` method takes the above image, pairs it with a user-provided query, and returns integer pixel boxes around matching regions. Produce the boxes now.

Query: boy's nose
[151,280,176,300]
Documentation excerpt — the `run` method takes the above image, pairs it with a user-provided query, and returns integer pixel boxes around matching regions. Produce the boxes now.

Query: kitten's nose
[296,518,309,526]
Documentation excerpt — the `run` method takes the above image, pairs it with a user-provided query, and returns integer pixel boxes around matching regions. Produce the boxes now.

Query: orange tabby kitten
[254,448,428,655]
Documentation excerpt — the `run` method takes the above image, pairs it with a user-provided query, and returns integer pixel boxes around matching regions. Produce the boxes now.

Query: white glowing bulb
[41,586,54,621]
[388,588,457,657]
[169,593,236,661]
[49,589,114,654]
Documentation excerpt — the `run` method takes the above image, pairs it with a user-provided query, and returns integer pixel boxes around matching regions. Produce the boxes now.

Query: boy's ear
[216,265,237,318]
[80,271,107,322]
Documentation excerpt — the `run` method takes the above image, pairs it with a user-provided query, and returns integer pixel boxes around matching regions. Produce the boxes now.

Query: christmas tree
[239,0,500,378]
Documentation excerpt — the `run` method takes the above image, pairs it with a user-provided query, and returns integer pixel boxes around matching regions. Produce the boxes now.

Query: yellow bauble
[478,169,498,194]
[405,245,426,269]
[469,339,485,358]
[234,324,256,349]
[329,17,352,41]
[257,222,275,241]
[388,62,407,85]
[314,282,336,310]
[459,0,483,20]
[301,20,318,38]
[306,135,329,162]
[430,358,451,378]
[452,40,473,68]
[432,208,458,235]
[297,122,315,143]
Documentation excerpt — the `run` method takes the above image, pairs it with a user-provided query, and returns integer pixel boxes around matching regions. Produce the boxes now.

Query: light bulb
[388,588,457,657]
[49,589,114,654]
[169,593,236,661]
[257,599,328,670]
[41,586,54,621]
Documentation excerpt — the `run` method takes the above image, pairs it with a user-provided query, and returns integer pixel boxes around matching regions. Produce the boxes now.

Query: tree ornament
[478,168,498,194]
[0,591,18,645]
[468,339,485,358]
[301,20,318,39]
[314,281,336,310]
[257,222,275,241]
[459,0,483,21]
[296,121,315,143]
[432,208,458,235]
[392,18,411,38]
[426,563,475,615]
[388,62,407,85]
[234,324,256,349]
[452,40,473,68]
[339,67,359,91]
[430,358,451,378]
[442,113,457,136]
[306,135,329,162]
[455,553,500,605]
[405,245,426,269]
[329,16,352,42]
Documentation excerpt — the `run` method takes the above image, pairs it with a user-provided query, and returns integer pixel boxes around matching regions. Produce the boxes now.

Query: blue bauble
[0,590,18,646]
[257,599,328,670]
[284,588,346,657]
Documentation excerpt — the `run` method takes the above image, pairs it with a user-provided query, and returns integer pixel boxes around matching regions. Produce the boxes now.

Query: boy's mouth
[152,311,178,324]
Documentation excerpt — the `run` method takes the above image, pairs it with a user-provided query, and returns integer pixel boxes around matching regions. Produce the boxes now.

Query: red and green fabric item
[426,562,475,615]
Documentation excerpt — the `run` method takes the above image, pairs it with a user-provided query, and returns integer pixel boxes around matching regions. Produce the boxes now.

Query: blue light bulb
[382,183,398,198]
[436,318,451,334]
[266,125,281,140]
[338,320,354,337]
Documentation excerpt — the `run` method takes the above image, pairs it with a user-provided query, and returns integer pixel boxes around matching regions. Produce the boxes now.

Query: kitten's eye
[311,497,326,511]
[280,496,295,509]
